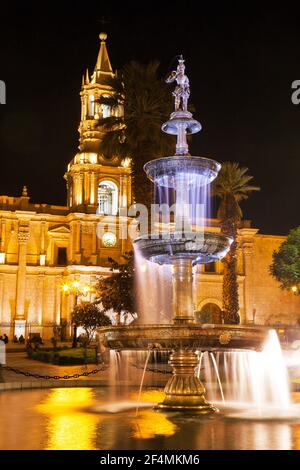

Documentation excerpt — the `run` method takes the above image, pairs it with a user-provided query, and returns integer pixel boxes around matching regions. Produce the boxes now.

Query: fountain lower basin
[134,231,232,265]
[98,324,269,353]
[98,324,270,413]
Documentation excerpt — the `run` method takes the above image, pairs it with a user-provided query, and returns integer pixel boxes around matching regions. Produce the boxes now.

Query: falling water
[202,330,290,409]
[155,172,212,229]
[196,351,204,378]
[135,249,173,324]
[136,350,152,415]
[135,170,213,324]
[109,350,121,387]
[109,350,136,390]
[210,352,225,404]
[109,350,166,389]
[109,330,291,413]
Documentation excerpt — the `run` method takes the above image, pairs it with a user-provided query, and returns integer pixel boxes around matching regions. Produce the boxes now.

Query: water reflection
[131,410,177,439]
[0,388,299,450]
[36,388,100,450]
[292,424,300,449]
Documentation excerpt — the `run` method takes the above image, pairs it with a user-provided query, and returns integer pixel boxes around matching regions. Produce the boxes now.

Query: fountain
[98,56,270,413]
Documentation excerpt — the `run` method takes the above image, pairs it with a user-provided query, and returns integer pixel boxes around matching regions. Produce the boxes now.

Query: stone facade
[194,225,300,326]
[0,34,299,339]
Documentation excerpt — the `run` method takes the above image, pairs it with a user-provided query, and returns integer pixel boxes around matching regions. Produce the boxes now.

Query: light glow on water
[36,388,99,450]
[1,387,300,449]
[131,410,177,439]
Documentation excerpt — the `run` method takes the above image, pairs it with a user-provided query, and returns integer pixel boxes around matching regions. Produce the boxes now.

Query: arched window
[88,95,94,117]
[101,94,111,118]
[196,303,222,324]
[97,181,118,215]
[101,104,110,118]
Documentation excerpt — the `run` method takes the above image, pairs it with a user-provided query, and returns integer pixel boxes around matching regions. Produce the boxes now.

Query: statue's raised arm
[165,56,190,112]
[165,70,177,84]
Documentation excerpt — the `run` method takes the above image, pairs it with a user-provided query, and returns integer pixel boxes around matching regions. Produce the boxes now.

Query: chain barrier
[2,364,108,380]
[131,363,171,375]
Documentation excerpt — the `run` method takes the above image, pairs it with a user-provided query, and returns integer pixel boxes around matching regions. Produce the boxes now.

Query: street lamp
[61,280,94,348]
[291,286,298,294]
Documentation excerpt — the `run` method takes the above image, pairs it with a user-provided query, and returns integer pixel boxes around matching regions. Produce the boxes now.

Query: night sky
[1,2,300,235]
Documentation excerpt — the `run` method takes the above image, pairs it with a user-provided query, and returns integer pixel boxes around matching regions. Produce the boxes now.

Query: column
[0,218,6,252]
[119,175,124,211]
[90,172,96,205]
[15,227,30,336]
[119,175,127,255]
[80,95,84,121]
[69,178,73,207]
[40,222,45,254]
[55,276,61,325]
[36,274,44,326]
[91,221,98,264]
[39,221,46,266]
[74,174,79,205]
[74,220,82,264]
[84,172,90,204]
[128,175,132,207]
[93,174,99,207]
[172,258,194,324]
[76,221,81,253]
[240,234,256,324]
[79,173,84,205]
[74,173,83,206]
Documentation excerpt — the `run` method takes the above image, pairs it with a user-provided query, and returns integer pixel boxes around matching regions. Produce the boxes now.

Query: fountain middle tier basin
[134,231,232,265]
[144,155,221,188]
[98,324,269,352]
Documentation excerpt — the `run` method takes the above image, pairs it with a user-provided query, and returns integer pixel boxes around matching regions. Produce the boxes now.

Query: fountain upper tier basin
[144,156,221,188]
[134,231,232,265]
[161,111,202,135]
[98,324,269,352]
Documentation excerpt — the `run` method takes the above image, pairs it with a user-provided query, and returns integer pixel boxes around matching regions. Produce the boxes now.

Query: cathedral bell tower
[64,33,132,215]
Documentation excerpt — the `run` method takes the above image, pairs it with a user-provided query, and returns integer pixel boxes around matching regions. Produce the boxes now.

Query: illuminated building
[0,34,298,339]
[0,34,132,338]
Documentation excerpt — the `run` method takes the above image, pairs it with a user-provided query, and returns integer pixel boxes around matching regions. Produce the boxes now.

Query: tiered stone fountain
[99,57,268,413]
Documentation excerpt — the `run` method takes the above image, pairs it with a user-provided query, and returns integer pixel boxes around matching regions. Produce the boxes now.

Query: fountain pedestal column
[172,258,194,324]
[164,258,217,412]
[156,349,217,413]
[160,258,218,412]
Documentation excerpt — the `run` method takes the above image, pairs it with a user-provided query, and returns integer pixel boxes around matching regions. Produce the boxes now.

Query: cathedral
[0,33,132,339]
[0,34,299,340]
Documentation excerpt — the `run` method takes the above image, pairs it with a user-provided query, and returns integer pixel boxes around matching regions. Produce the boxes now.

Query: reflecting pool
[1,388,300,450]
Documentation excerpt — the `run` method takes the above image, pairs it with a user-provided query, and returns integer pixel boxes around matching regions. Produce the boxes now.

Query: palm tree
[213,162,260,324]
[98,61,174,213]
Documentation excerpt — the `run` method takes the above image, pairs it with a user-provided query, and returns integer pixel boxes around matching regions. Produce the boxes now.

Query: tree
[95,252,135,325]
[270,226,300,292]
[213,162,260,324]
[98,61,174,212]
[72,302,111,344]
